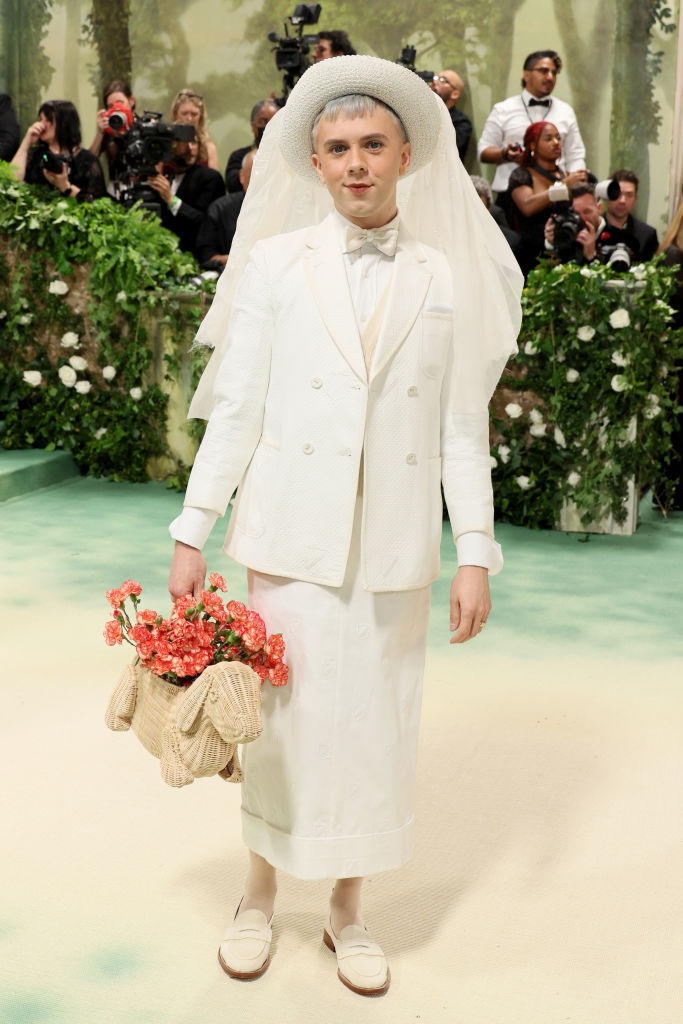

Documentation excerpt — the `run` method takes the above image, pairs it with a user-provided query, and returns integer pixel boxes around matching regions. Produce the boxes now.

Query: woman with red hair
[508,120,587,276]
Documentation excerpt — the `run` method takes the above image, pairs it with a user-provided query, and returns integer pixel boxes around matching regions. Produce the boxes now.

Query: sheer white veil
[188,58,522,419]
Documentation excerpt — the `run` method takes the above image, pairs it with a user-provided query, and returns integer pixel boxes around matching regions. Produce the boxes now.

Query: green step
[0,449,80,502]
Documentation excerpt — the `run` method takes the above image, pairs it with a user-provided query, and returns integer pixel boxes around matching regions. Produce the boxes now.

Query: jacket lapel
[369,226,432,383]
[303,216,366,382]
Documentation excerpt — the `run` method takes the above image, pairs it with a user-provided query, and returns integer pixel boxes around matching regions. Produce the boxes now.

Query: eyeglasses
[178,91,204,101]
[433,75,451,84]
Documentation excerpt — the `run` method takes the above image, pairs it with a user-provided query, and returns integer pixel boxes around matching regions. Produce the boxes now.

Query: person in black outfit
[430,70,472,163]
[508,120,587,276]
[146,133,225,257]
[224,100,278,192]
[604,168,659,262]
[196,149,255,271]
[0,93,20,161]
[11,100,105,201]
[312,30,357,62]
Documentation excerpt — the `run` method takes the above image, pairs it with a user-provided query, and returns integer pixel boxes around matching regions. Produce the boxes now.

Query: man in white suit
[167,56,521,996]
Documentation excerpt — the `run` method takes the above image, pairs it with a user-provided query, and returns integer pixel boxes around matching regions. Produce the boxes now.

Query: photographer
[604,169,659,262]
[88,79,135,186]
[147,130,225,257]
[12,100,105,202]
[312,29,356,61]
[543,182,606,264]
[224,100,278,192]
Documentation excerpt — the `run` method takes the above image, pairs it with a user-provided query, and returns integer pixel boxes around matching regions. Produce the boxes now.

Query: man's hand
[169,541,206,601]
[146,173,173,205]
[449,566,491,644]
[544,217,555,247]
[576,218,597,261]
[504,142,524,165]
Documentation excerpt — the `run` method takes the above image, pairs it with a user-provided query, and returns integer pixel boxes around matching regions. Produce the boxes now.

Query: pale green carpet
[1,478,681,1024]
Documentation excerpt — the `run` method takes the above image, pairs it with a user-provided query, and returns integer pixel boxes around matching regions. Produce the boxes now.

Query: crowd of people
[0,39,673,280]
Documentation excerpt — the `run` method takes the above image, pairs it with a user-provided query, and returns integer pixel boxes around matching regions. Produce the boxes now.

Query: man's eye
[330,145,345,154]
[367,140,382,150]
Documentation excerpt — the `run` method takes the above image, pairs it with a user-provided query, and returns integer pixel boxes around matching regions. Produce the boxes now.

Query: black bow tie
[528,98,550,107]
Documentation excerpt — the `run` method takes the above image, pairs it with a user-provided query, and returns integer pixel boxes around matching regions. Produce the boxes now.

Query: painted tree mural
[1,0,54,130]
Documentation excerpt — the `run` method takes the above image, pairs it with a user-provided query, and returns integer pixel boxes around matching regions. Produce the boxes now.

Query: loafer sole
[217,946,271,980]
[323,929,390,996]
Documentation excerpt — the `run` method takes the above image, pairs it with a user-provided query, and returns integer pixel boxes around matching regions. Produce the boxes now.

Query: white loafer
[323,911,390,995]
[218,902,273,980]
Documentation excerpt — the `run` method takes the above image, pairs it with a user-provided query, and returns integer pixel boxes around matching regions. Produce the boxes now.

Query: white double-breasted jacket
[184,214,497,591]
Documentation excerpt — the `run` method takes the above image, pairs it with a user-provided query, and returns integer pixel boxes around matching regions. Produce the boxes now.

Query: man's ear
[398,141,412,177]
[311,152,326,184]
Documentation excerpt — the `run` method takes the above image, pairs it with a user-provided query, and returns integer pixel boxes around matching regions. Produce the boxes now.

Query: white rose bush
[490,258,683,527]
[0,174,216,484]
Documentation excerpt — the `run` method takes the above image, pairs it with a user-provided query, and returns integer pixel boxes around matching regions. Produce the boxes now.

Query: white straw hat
[279,54,442,183]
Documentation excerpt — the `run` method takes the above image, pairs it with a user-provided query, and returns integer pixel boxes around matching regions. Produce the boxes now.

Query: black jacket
[159,164,225,255]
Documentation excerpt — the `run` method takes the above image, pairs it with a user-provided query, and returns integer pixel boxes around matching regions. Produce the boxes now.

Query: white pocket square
[424,304,453,316]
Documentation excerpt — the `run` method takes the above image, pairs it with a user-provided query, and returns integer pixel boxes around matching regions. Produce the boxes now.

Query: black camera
[268,4,321,104]
[39,147,68,174]
[551,209,583,258]
[396,45,435,84]
[114,112,195,214]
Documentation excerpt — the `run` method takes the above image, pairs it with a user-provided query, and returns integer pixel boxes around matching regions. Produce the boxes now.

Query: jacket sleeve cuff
[455,531,504,576]
[169,506,218,550]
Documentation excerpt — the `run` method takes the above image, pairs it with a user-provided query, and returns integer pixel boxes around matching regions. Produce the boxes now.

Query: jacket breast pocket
[420,313,453,379]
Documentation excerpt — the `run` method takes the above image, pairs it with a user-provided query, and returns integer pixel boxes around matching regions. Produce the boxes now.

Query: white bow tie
[343,223,399,257]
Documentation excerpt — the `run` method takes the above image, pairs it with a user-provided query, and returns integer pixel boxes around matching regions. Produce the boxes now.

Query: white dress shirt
[170,209,503,574]
[477,89,586,193]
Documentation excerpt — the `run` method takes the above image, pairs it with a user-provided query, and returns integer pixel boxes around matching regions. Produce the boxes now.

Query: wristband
[548,181,570,203]
[168,194,180,211]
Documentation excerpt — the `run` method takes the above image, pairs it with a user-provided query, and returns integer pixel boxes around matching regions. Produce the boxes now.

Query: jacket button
[407,385,418,396]
[311,377,322,388]
[406,452,417,465]
[303,443,314,454]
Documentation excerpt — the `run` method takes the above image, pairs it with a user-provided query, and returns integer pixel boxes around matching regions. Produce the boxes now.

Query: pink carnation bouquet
[103,573,288,688]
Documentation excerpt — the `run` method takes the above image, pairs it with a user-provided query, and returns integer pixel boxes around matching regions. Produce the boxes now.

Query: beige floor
[3,623,682,1023]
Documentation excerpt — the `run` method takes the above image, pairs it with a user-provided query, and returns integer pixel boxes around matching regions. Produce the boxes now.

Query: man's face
[251,104,278,139]
[311,107,411,228]
[607,181,637,220]
[430,72,460,107]
[572,193,602,230]
[171,138,199,169]
[313,38,334,62]
[523,58,558,98]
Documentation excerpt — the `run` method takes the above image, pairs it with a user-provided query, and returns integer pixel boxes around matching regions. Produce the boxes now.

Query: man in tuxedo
[224,100,278,192]
[478,49,586,198]
[196,149,254,270]
[147,132,225,257]
[430,69,472,162]
[604,168,659,262]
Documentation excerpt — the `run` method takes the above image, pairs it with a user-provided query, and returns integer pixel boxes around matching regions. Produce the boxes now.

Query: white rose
[556,350,566,363]
[644,404,661,419]
[530,422,547,438]
[116,290,127,302]
[505,402,523,419]
[22,370,42,386]
[498,444,510,464]
[577,325,595,342]
[610,374,628,392]
[528,408,543,424]
[659,364,669,379]
[0,311,6,319]
[102,365,117,381]
[611,350,629,368]
[523,341,538,355]
[566,369,580,383]
[580,267,592,277]
[515,475,532,490]
[94,427,107,440]
[75,380,92,394]
[49,280,69,295]
[490,455,497,468]
[129,387,143,401]
[609,308,630,329]
[630,265,646,280]
[567,471,581,487]
[69,355,88,371]
[60,331,79,348]
[200,270,219,280]
[18,313,33,325]
[554,426,566,448]
[58,365,77,387]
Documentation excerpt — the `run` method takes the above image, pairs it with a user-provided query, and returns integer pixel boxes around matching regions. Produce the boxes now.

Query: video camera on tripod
[268,3,321,105]
[113,111,195,214]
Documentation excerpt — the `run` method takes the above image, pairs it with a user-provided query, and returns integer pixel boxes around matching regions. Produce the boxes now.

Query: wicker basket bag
[105,660,263,788]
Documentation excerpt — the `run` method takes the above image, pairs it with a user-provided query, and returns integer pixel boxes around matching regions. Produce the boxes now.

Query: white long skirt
[241,499,431,880]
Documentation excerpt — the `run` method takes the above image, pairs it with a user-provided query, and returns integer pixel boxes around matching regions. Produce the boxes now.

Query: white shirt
[170,210,503,574]
[477,89,586,193]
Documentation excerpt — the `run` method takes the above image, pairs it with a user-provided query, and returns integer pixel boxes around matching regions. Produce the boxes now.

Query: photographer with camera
[12,100,105,202]
[604,169,659,262]
[88,79,135,187]
[543,182,606,264]
[312,29,356,61]
[430,70,472,162]
[225,100,278,193]
[147,129,225,257]
[478,50,585,203]
[507,120,588,276]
